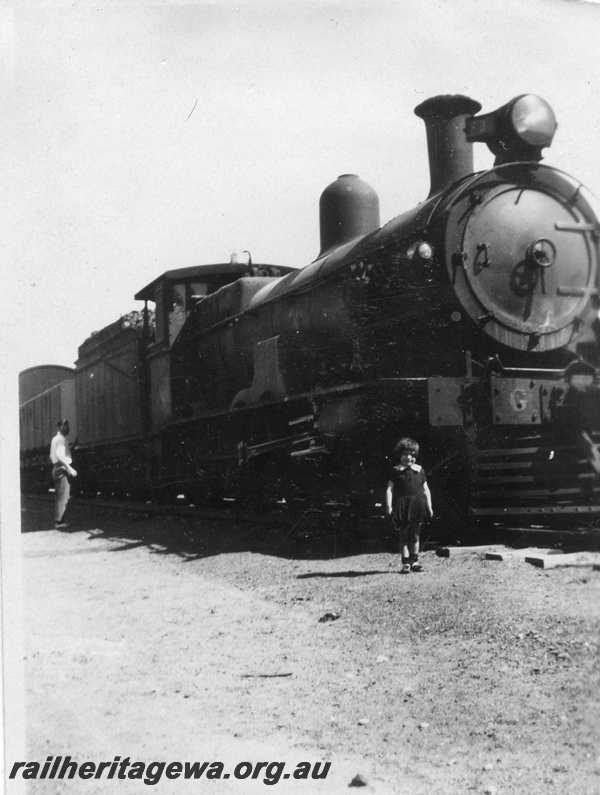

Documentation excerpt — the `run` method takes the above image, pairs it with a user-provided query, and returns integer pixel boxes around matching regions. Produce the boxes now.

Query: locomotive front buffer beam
[428,373,600,428]
[429,372,600,519]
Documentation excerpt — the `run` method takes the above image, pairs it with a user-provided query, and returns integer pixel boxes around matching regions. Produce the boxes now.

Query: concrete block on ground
[486,547,559,562]
[525,552,600,569]
[436,545,506,558]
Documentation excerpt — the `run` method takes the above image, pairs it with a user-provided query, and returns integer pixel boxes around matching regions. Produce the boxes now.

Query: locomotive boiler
[20,93,600,529]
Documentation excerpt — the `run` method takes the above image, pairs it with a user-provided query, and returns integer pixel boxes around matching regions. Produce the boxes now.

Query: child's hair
[394,437,419,458]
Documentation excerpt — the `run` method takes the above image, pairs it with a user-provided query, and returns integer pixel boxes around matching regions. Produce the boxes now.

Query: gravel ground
[17,498,600,794]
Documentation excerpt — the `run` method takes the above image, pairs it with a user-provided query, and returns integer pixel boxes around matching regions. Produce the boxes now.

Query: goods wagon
[19,365,75,406]
[19,375,77,491]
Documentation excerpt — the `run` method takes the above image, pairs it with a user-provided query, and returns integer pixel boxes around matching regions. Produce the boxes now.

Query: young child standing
[385,437,433,573]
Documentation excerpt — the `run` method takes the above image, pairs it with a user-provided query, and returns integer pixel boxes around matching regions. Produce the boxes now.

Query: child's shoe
[410,557,423,572]
[400,558,411,574]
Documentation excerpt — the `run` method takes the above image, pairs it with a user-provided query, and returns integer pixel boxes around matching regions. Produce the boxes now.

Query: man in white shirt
[49,419,77,528]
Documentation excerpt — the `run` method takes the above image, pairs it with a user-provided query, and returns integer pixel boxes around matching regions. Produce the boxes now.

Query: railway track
[23,491,295,527]
[21,491,600,552]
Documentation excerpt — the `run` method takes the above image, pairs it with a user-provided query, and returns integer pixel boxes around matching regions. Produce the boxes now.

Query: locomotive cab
[134,260,295,430]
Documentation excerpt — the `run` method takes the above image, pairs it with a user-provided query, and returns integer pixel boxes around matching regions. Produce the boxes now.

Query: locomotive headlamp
[511,95,557,146]
[418,242,433,260]
[465,94,557,165]
[407,242,433,261]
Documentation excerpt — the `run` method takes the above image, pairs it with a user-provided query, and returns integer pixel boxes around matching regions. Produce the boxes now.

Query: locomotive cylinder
[414,94,482,198]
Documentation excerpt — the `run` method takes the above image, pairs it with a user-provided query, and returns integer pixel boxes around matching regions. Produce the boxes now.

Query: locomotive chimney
[414,95,482,198]
[318,174,380,258]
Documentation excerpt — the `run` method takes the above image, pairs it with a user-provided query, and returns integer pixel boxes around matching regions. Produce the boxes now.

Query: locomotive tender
[20,93,600,528]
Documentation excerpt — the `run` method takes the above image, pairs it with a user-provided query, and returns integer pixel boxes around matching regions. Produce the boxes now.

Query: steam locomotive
[20,93,600,530]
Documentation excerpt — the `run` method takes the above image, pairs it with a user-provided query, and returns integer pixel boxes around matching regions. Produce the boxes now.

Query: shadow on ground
[20,495,410,562]
[21,494,598,564]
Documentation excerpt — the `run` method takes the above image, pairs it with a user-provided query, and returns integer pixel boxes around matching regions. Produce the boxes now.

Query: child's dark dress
[389,464,428,526]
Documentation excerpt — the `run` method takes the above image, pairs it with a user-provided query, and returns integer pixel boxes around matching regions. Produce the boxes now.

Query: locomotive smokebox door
[444,166,599,352]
